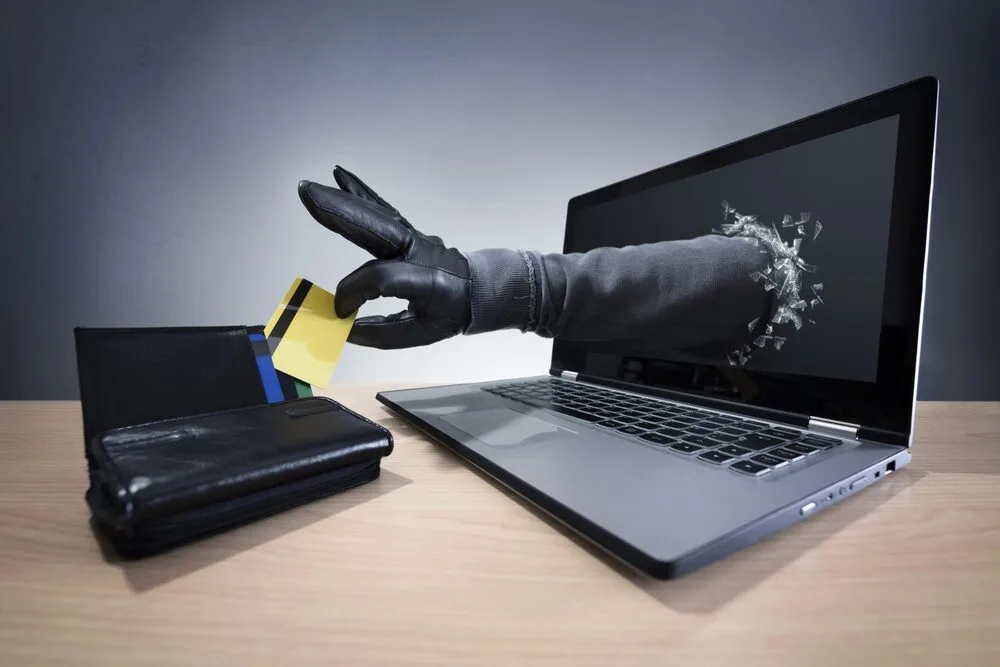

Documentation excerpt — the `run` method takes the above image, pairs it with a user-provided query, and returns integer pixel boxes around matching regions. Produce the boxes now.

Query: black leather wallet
[74,326,393,557]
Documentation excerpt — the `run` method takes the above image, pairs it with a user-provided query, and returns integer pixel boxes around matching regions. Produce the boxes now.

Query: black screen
[568,115,900,384]
[552,77,937,442]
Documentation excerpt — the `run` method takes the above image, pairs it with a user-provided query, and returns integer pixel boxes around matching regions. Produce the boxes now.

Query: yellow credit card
[264,277,356,389]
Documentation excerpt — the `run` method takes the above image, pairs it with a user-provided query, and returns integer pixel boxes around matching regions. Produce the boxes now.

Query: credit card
[264,277,355,389]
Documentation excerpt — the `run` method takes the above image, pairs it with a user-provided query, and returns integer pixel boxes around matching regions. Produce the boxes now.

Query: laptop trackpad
[441,408,577,447]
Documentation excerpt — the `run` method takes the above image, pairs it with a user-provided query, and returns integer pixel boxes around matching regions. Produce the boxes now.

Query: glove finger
[334,259,433,318]
[333,165,444,246]
[348,312,448,349]
[298,180,411,259]
[333,166,440,244]
[332,165,402,217]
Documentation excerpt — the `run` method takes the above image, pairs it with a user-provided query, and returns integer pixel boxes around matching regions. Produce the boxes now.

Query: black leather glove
[297,166,473,349]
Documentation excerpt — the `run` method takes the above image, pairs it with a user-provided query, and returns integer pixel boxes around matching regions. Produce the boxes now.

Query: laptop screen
[553,78,937,441]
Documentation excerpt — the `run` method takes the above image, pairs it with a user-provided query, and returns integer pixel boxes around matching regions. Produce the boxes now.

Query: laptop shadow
[93,468,412,593]
[627,469,922,613]
[444,446,922,615]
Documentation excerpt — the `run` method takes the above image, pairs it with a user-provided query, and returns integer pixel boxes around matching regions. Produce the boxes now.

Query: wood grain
[1,387,998,667]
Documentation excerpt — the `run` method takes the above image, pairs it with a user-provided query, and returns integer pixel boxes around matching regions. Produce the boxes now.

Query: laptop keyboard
[482,378,843,477]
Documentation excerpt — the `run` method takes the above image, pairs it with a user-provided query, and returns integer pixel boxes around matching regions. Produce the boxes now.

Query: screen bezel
[551,76,938,443]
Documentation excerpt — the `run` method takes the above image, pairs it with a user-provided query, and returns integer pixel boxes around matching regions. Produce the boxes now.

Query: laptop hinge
[808,417,859,440]
[559,370,578,380]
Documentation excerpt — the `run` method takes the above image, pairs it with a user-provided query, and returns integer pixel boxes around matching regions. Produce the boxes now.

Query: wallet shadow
[93,468,412,593]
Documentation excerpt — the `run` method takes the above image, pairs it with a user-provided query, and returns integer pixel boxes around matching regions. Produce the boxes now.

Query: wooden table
[1,385,998,666]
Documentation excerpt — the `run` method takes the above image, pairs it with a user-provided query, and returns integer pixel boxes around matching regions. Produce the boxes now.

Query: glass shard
[715,200,825,364]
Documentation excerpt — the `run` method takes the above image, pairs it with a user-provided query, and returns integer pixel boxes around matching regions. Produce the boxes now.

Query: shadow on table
[93,468,412,594]
[625,469,923,613]
[501,466,922,614]
[375,400,924,613]
[404,422,924,614]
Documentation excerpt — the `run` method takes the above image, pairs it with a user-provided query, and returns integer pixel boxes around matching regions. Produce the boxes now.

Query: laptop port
[886,461,896,474]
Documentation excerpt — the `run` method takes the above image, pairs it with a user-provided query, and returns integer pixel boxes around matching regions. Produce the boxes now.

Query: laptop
[375,76,939,579]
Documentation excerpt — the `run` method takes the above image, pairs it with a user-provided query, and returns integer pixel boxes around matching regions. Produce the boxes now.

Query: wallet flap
[88,397,393,528]
[74,326,269,468]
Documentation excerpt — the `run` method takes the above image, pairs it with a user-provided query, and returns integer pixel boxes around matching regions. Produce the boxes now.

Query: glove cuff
[464,248,540,334]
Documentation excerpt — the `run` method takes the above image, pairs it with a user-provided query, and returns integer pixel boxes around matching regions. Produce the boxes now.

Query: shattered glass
[715,201,825,366]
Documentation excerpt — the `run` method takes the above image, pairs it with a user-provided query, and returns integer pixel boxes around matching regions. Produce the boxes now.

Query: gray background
[573,115,900,384]
[3,0,998,401]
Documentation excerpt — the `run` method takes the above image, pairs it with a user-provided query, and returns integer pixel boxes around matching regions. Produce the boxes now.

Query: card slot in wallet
[86,397,393,557]
[74,326,270,468]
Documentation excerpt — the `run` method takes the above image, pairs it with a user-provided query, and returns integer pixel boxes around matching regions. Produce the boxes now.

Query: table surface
[1,385,998,667]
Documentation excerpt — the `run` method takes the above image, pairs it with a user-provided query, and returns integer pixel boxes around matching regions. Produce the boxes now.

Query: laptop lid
[550,76,938,447]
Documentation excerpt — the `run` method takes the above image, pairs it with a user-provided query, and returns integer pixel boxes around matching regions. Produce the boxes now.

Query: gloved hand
[297,166,472,349]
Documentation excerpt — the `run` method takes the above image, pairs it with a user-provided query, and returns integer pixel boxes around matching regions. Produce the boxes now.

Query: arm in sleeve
[463,234,776,356]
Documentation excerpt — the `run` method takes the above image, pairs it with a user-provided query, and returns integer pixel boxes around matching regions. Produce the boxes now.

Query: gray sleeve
[464,234,776,355]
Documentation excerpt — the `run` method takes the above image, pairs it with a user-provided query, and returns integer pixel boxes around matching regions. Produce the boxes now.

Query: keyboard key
[686,426,715,436]
[731,460,770,476]
[801,435,840,448]
[769,446,805,462]
[706,431,740,443]
[751,453,786,467]
[640,415,672,425]
[634,421,661,431]
[703,416,736,427]
[787,442,819,455]
[718,444,752,457]
[519,398,602,423]
[616,426,645,436]
[761,427,801,439]
[717,426,749,437]
[670,442,703,454]
[699,450,734,464]
[657,426,686,438]
[639,433,676,446]
[671,416,700,426]
[683,435,720,447]
[735,433,784,451]
[596,419,624,428]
